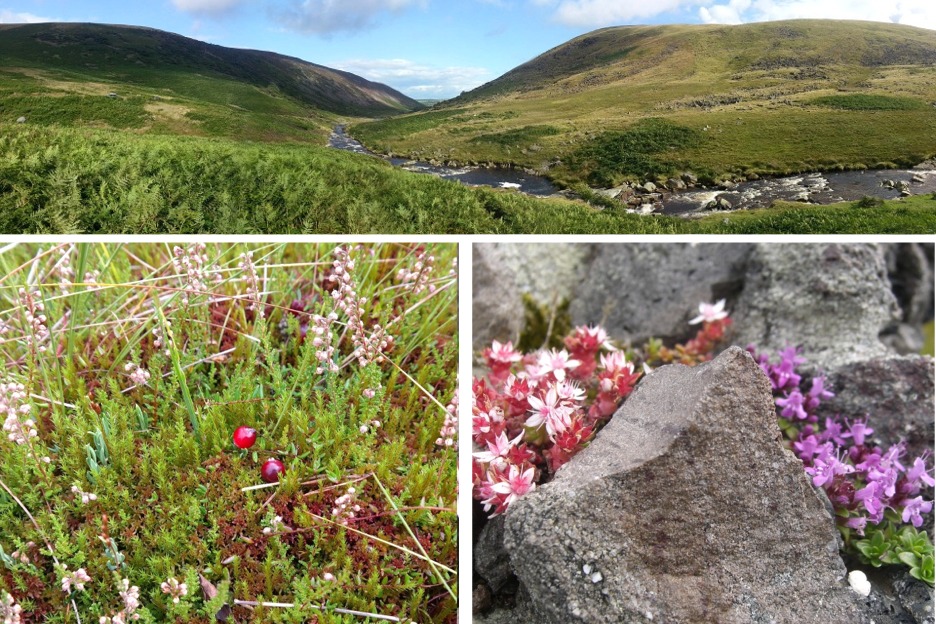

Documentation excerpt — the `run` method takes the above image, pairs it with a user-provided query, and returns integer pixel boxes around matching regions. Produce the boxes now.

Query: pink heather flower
[160,577,188,604]
[311,311,340,375]
[238,251,263,316]
[124,362,150,387]
[172,243,222,305]
[262,515,286,535]
[362,388,376,399]
[71,485,97,505]
[1,591,23,624]
[435,386,457,449]
[396,250,435,295]
[322,572,335,582]
[332,486,360,525]
[19,288,50,353]
[688,300,728,325]
[60,566,92,593]
[534,349,580,382]
[489,464,536,508]
[900,496,933,528]
[2,380,37,445]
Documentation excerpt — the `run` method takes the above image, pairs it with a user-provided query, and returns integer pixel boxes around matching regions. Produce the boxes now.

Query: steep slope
[354,20,936,186]
[0,22,421,118]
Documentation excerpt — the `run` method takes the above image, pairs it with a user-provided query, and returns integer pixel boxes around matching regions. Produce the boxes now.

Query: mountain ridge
[0,22,422,117]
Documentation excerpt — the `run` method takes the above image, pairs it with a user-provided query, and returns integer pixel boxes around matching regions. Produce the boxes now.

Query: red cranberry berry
[233,426,257,449]
[261,458,285,483]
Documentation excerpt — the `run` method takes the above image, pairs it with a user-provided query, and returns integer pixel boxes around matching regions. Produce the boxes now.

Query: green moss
[518,294,572,352]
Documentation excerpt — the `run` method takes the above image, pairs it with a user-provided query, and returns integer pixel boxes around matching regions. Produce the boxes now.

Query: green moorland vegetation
[352,20,936,188]
[2,123,935,234]
[0,242,457,623]
[0,20,934,233]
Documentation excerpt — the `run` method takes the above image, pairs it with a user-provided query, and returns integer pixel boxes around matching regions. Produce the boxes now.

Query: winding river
[329,125,936,214]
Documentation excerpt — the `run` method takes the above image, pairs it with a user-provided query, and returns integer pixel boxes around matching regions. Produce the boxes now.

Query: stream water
[328,125,558,197]
[328,125,936,214]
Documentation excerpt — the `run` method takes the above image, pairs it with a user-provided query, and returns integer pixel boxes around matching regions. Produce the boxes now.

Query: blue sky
[2,1,934,98]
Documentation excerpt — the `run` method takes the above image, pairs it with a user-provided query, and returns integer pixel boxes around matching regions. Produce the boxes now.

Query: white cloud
[171,0,244,16]
[334,58,491,97]
[274,0,426,35]
[0,9,54,23]
[532,0,697,25]
[532,0,936,30]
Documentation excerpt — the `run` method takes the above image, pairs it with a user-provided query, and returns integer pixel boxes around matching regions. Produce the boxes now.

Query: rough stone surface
[818,356,935,460]
[568,244,753,344]
[502,347,868,624]
[886,244,935,326]
[472,243,592,350]
[472,245,525,349]
[733,244,900,371]
[851,563,935,624]
[474,515,514,593]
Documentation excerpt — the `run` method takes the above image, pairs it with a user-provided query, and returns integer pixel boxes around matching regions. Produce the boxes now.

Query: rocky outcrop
[732,244,900,371]
[501,348,868,624]
[568,244,753,344]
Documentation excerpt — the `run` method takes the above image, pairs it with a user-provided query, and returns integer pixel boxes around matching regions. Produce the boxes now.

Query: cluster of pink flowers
[329,246,394,368]
[123,362,150,388]
[262,514,287,535]
[1,591,22,624]
[396,249,435,295]
[99,578,141,623]
[71,484,97,505]
[331,485,361,525]
[238,251,263,316]
[52,244,75,294]
[19,288,49,353]
[473,327,642,517]
[60,565,92,593]
[311,311,340,375]
[436,385,458,449]
[1,379,36,446]
[751,345,934,536]
[160,577,187,604]
[171,243,222,305]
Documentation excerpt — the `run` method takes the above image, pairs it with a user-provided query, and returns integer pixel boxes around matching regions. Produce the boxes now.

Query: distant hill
[455,20,936,103]
[0,22,422,118]
[354,20,936,186]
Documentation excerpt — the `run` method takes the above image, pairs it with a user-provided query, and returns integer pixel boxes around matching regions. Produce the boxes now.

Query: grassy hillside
[0,23,422,143]
[353,20,936,187]
[2,123,934,234]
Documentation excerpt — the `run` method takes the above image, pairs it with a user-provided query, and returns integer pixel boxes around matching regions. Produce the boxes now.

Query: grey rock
[852,565,934,624]
[472,243,593,350]
[733,244,900,371]
[818,356,934,460]
[15,116,25,123]
[881,323,926,355]
[568,244,753,344]
[472,245,524,350]
[886,244,934,326]
[475,515,514,593]
[503,347,868,624]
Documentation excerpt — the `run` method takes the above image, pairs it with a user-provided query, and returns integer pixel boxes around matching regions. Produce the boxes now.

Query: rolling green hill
[0,22,422,142]
[353,20,936,186]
